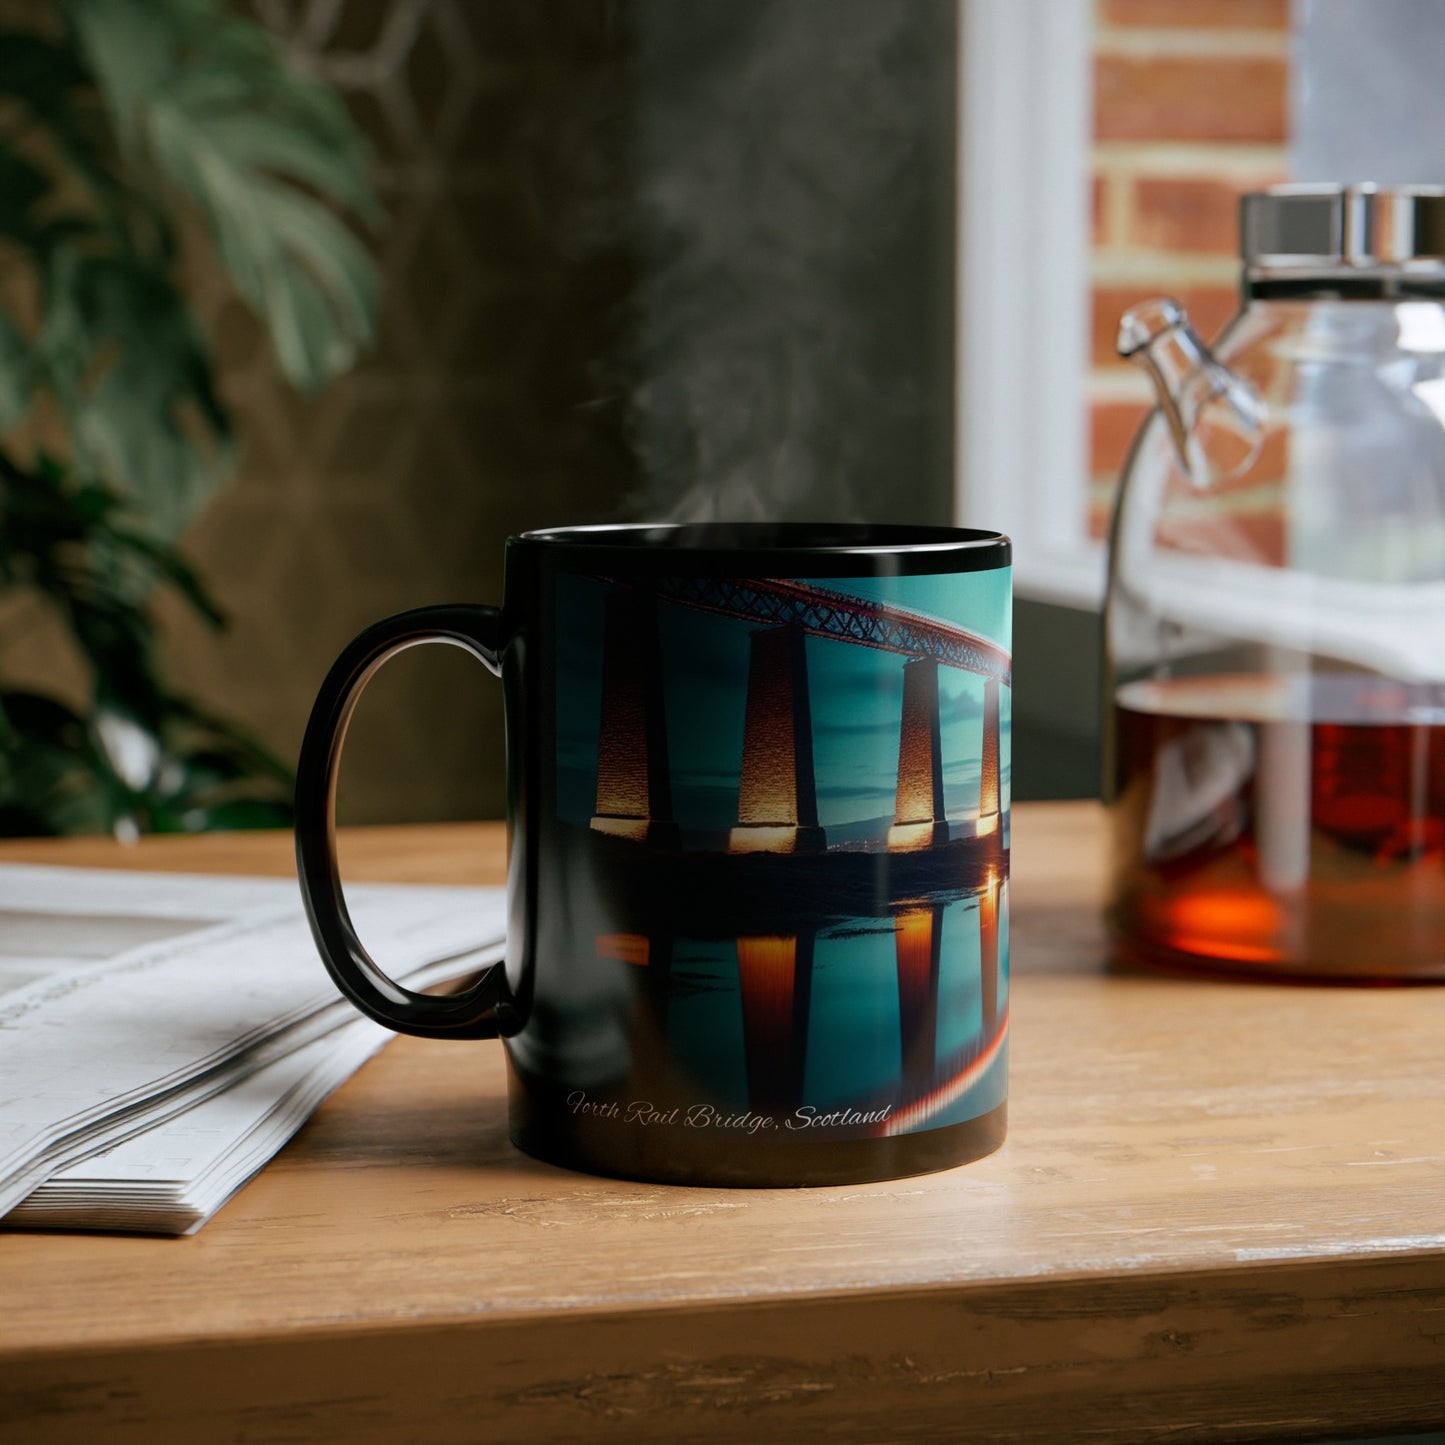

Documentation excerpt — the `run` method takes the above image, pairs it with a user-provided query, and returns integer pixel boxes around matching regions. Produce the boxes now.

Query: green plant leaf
[0,34,91,126]
[66,0,382,392]
[0,0,357,837]
[58,0,173,154]
[107,524,225,627]
[35,247,234,535]
[0,314,31,429]
[0,454,223,729]
[173,797,292,832]
[167,700,296,787]
[0,151,51,245]
[142,116,380,390]
[0,30,150,248]
[0,689,115,836]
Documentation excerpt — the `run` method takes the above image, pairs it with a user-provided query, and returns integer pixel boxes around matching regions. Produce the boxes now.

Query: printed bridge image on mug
[296,524,1012,1187]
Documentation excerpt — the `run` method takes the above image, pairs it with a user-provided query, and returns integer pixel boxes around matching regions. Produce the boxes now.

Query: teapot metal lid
[1242,184,1445,276]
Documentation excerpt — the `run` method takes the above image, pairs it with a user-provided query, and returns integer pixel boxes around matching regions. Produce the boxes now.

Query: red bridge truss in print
[608,576,1012,685]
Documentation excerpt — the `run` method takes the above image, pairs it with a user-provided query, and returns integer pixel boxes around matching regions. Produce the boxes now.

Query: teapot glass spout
[1117,297,1265,486]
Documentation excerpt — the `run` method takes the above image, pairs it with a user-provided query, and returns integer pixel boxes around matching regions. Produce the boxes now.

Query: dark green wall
[627,0,958,527]
[1011,599,1102,802]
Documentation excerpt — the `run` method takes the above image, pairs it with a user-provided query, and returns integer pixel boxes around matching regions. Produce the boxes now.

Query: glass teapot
[1106,184,1445,980]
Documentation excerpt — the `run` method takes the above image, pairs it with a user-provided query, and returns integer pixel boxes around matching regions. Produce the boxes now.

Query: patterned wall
[0,0,952,830]
[160,0,639,825]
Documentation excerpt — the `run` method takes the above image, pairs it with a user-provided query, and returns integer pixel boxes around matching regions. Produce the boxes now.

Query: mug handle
[295,605,509,1040]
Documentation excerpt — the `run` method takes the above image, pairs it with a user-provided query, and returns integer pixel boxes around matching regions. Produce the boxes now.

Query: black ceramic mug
[296,523,1012,1186]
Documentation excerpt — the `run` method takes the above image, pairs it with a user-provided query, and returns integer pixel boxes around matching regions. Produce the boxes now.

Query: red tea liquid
[1110,674,1445,979]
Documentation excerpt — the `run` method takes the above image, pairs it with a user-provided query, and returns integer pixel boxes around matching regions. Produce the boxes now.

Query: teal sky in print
[555,570,1012,837]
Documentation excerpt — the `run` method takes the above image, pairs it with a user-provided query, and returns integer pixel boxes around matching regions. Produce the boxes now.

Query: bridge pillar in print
[979,874,1002,1034]
[978,677,1002,836]
[737,931,814,1114]
[888,657,949,850]
[895,906,943,1081]
[590,589,680,847]
[729,625,826,854]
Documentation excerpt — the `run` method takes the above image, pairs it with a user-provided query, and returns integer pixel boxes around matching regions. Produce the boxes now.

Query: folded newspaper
[0,864,505,1235]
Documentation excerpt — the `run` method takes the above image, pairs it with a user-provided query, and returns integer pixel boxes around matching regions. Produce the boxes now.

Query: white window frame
[954,0,1104,611]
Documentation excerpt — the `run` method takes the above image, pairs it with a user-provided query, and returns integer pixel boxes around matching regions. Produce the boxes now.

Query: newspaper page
[8,940,503,1234]
[0,865,506,1231]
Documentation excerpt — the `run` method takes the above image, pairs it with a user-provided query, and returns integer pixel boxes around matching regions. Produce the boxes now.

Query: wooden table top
[2,802,1443,1444]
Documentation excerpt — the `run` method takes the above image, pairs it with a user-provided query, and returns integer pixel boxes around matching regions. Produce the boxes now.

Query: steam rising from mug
[538,2,950,524]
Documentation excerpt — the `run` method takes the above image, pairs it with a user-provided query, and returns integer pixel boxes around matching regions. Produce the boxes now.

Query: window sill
[1013,542,1106,612]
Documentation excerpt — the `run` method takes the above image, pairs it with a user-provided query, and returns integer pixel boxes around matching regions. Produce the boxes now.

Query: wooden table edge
[5,1251,1444,1442]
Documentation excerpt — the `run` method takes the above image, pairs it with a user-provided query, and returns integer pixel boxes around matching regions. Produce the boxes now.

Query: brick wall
[1088,0,1291,538]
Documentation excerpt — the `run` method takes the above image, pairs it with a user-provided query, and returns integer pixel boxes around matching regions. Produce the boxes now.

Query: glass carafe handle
[1118,297,1266,486]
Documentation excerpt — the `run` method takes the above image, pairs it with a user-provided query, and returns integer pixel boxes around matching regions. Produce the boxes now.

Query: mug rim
[513,522,1011,567]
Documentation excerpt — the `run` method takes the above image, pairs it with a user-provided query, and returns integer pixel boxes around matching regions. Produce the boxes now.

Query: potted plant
[0,0,379,835]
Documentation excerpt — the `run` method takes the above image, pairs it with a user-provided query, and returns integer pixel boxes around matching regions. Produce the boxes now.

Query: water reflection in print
[604,880,1008,1129]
